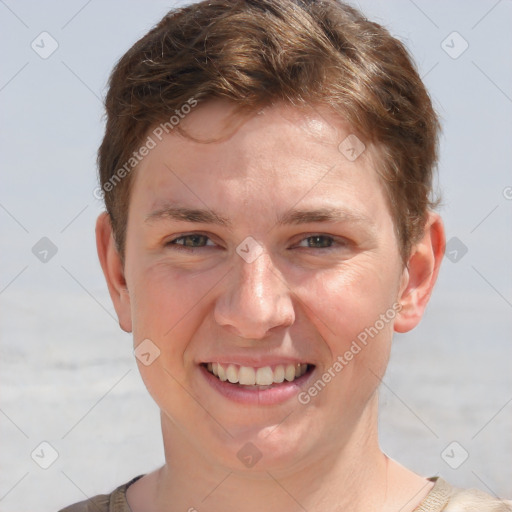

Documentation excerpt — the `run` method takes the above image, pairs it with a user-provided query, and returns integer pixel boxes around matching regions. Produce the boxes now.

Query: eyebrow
[275,207,372,227]
[145,205,232,227]
[145,204,374,229]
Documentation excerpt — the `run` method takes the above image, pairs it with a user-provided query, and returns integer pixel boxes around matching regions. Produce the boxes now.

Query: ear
[96,212,132,332]
[394,212,445,333]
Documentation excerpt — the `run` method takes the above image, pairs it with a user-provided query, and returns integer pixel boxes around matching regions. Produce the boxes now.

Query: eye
[165,233,348,252]
[296,235,339,249]
[167,234,215,249]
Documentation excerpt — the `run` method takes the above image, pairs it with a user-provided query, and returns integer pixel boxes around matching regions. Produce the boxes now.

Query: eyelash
[166,233,346,251]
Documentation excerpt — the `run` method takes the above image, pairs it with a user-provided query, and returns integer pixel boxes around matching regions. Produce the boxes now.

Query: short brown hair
[98,0,441,262]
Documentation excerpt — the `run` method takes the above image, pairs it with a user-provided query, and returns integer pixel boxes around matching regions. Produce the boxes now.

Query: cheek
[128,263,212,415]
[295,268,397,416]
[297,262,399,348]
[129,262,218,362]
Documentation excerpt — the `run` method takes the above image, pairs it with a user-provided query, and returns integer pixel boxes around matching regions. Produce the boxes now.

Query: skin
[97,100,445,512]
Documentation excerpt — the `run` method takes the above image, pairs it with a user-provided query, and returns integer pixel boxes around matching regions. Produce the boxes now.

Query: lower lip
[200,365,314,405]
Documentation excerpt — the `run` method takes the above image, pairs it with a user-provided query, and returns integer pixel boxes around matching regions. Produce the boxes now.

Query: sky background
[1,1,511,511]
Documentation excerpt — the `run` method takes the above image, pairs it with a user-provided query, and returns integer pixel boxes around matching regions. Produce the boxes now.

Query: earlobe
[95,212,133,333]
[394,212,445,333]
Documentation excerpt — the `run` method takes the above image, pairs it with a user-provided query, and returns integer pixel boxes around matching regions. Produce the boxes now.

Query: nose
[214,249,295,340]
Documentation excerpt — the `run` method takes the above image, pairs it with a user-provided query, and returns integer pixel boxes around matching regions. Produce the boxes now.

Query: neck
[146,395,408,512]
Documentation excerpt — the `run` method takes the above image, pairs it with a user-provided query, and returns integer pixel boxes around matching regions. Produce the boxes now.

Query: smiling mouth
[202,362,313,388]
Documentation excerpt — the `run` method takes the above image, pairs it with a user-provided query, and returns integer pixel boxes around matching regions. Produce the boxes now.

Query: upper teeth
[207,362,308,385]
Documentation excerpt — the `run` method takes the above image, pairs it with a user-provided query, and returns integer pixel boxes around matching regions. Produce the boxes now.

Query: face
[111,101,412,472]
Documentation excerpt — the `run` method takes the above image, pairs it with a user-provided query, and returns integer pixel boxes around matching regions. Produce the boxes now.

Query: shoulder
[445,485,512,512]
[416,477,512,512]
[58,475,144,512]
[58,493,110,512]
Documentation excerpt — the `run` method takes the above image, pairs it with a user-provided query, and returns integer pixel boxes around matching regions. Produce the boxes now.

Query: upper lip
[199,357,313,368]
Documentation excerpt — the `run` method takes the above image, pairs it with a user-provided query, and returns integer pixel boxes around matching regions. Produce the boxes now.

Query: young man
[61,0,512,510]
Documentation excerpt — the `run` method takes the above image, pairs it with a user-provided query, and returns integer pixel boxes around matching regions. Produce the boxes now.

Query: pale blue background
[1,1,511,510]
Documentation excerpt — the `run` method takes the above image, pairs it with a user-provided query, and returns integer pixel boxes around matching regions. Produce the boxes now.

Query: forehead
[129,100,389,225]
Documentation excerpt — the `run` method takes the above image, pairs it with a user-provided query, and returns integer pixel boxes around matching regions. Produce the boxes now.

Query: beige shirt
[59,476,512,512]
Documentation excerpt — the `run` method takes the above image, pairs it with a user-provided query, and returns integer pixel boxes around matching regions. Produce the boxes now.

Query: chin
[204,422,313,475]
